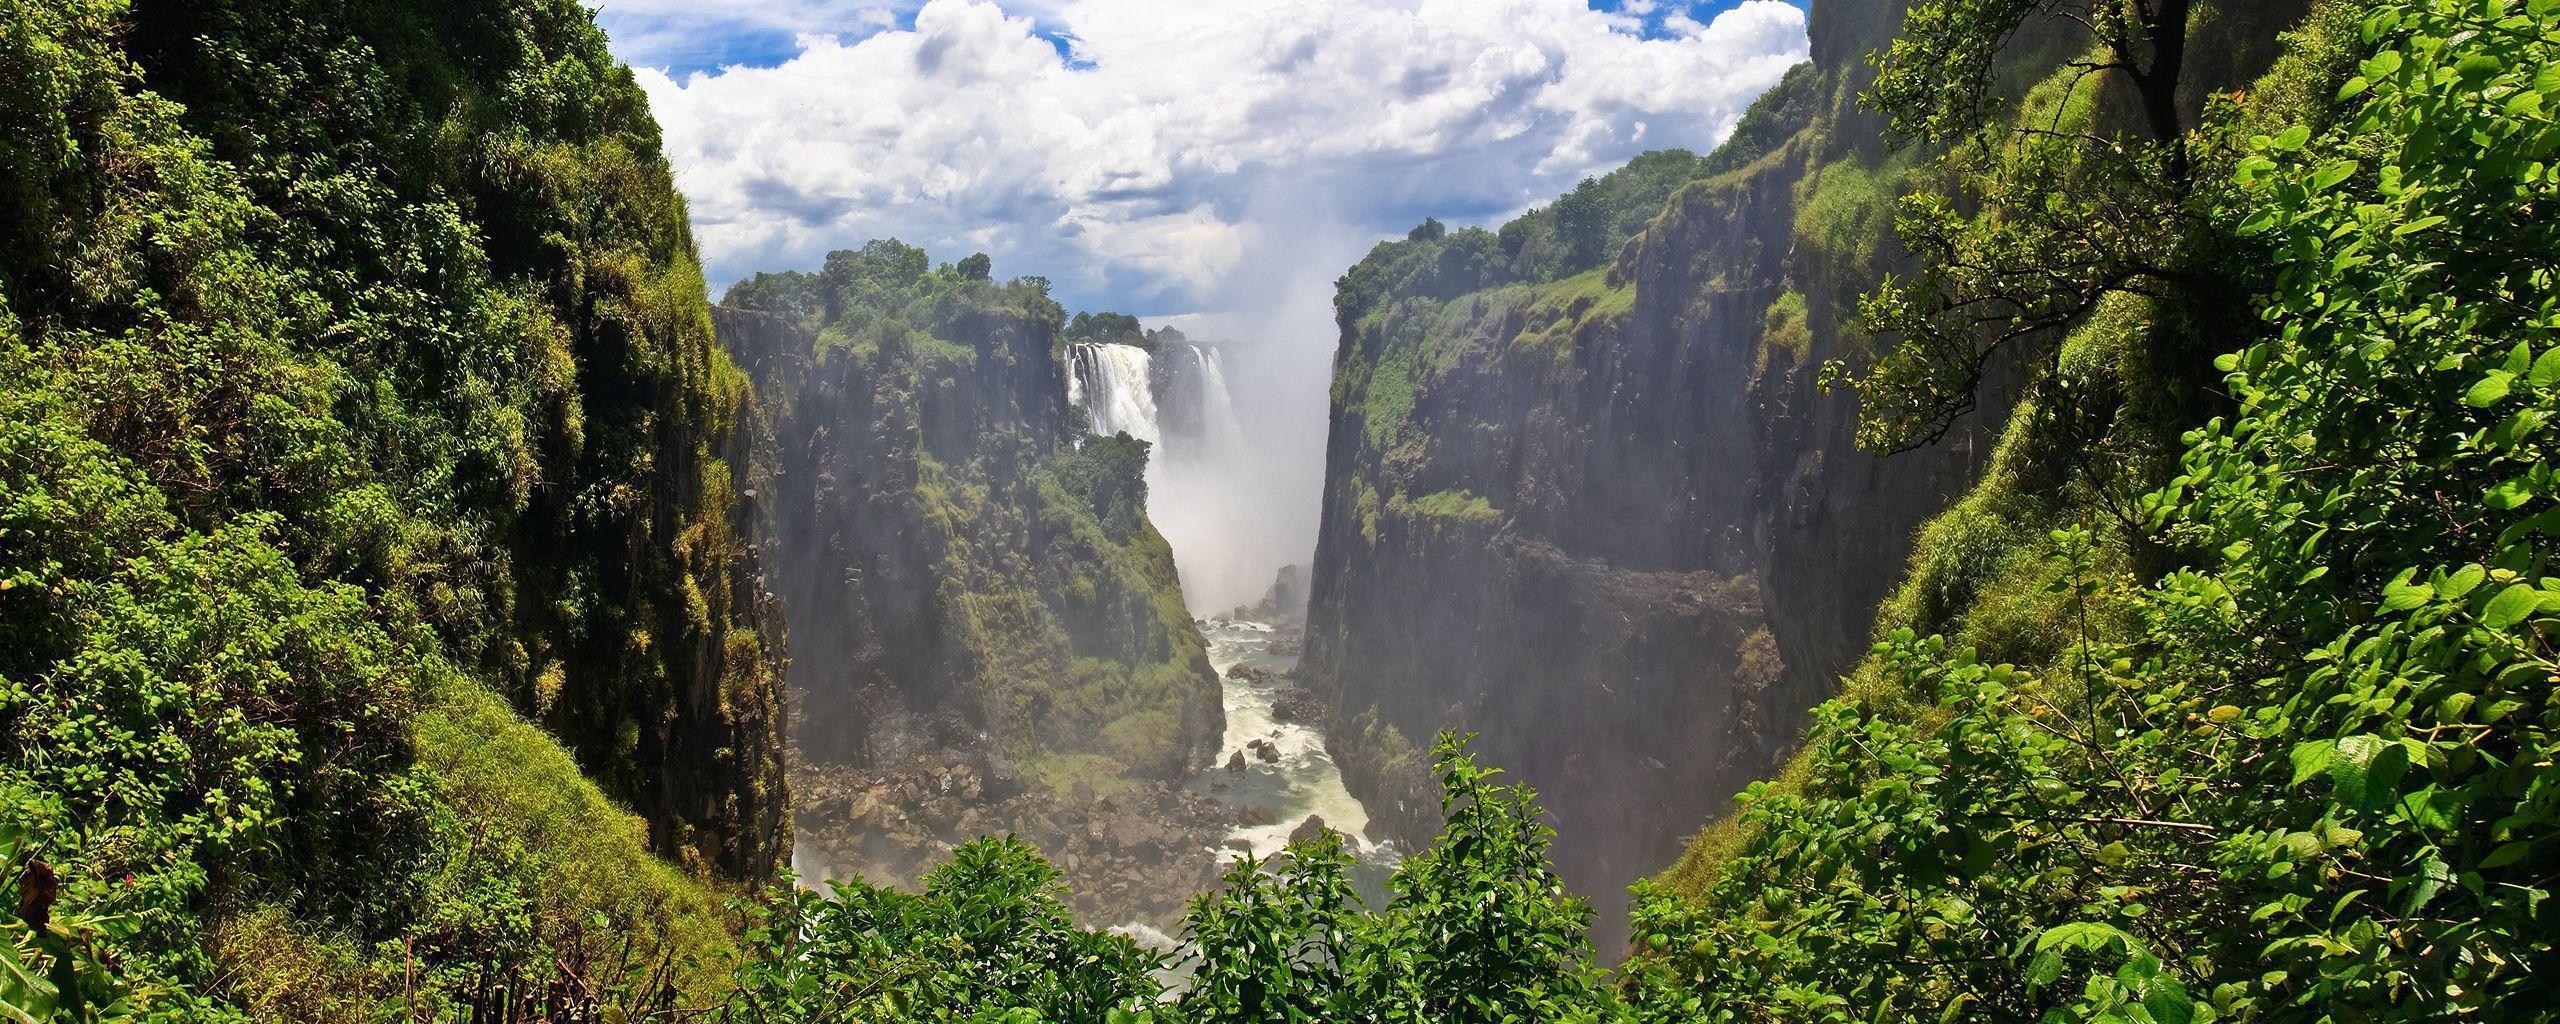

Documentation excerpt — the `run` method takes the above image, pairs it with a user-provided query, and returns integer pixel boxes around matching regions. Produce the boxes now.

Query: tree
[956,251,992,281]
[1066,310,1145,343]
[1868,0,2196,154]
[1846,0,2224,453]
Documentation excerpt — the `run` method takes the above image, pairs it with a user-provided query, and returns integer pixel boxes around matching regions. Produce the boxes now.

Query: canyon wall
[715,260,1225,915]
[1302,0,2307,948]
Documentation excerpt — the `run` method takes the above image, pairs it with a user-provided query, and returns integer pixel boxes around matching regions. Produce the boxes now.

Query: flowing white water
[1191,620,1393,863]
[1070,343,1161,443]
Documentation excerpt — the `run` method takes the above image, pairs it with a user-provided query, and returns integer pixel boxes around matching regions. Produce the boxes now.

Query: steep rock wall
[716,301,1221,788]
[1303,0,1982,950]
[1305,0,2315,952]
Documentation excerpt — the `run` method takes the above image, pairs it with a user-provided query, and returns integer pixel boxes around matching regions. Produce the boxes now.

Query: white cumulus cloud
[609,0,1808,310]
[601,0,1806,610]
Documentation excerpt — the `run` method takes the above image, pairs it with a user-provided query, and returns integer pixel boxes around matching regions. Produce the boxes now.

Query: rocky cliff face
[1302,0,1984,951]
[716,276,1224,915]
[1304,0,2314,952]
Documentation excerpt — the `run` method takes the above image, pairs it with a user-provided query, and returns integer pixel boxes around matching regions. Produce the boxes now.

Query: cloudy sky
[595,0,1811,316]
[593,0,1811,608]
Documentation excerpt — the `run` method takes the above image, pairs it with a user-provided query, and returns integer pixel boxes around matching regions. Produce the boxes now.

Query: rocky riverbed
[791,613,1393,930]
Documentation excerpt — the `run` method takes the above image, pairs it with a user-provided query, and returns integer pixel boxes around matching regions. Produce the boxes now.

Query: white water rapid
[1191,620,1393,868]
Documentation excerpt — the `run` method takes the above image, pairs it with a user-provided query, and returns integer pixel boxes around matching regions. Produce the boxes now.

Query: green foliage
[718,839,1160,1023]
[0,0,778,1015]
[1067,310,1146,343]
[1499,150,1716,284]
[1051,434,1153,541]
[724,735,1602,1024]
[1847,0,2224,453]
[1630,6,2560,1020]
[1701,61,1823,177]
[1868,0,2194,149]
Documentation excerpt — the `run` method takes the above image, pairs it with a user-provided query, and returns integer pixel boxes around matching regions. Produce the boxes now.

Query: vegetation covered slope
[1635,2,2560,1017]
[0,0,782,1015]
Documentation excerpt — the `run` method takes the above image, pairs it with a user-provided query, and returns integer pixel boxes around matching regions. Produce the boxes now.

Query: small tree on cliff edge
[1844,0,2231,453]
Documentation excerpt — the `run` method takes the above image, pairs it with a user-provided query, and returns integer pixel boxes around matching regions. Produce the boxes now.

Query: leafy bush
[1626,5,2560,1020]
[0,0,778,1014]
[721,735,1600,1024]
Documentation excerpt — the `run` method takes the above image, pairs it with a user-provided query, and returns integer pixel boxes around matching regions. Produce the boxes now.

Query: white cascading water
[1069,343,1162,443]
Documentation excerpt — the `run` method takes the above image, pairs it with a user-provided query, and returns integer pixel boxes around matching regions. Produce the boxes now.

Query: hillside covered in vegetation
[0,0,786,1016]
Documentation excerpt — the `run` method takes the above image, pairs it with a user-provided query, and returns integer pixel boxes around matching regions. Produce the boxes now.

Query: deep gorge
[6,0,2555,1018]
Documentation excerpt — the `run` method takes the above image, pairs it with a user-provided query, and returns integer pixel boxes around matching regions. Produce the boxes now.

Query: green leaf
[2310,161,2360,191]
[2290,740,2337,787]
[2482,583,2540,628]
[2036,921,2137,954]
[2395,215,2456,241]
[2479,842,2535,869]
[2530,347,2560,387]
[2467,371,2515,407]
[2330,735,2410,810]
[2381,573,2435,611]
[2026,947,2066,986]
[2486,477,2536,510]
[2272,125,2314,152]
[2144,984,2196,1024]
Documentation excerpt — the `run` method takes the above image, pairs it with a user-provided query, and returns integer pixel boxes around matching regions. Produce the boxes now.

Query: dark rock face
[717,303,1224,914]
[719,306,1220,777]
[1301,0,1991,951]
[1302,0,2316,955]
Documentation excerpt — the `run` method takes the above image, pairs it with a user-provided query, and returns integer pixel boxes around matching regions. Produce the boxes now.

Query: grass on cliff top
[1349,270,1634,452]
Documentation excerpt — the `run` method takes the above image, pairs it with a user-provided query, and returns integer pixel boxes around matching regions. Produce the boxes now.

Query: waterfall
[1068,339,1263,612]
[1152,344,1248,459]
[1070,343,1161,443]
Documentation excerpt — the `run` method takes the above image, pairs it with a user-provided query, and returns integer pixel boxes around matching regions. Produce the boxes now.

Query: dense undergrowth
[1,0,778,1017]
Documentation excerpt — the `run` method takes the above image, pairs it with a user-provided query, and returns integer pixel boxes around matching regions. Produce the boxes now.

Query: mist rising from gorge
[1140,181,1373,615]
